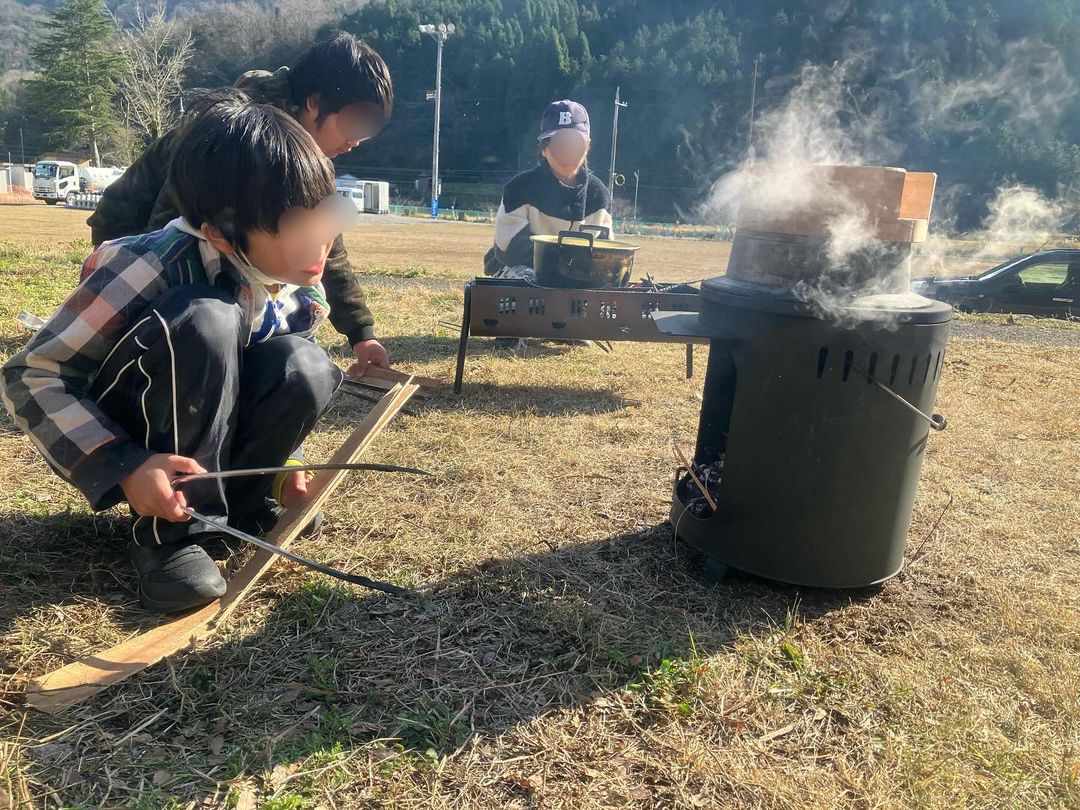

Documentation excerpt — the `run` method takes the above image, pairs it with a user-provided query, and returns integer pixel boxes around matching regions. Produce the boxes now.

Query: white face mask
[232,246,283,287]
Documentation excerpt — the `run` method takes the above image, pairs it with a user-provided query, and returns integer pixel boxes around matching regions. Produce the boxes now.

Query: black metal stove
[655,229,951,588]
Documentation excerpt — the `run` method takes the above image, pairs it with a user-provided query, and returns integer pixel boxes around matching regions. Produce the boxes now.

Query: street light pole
[608,86,627,194]
[633,170,640,223]
[419,22,456,217]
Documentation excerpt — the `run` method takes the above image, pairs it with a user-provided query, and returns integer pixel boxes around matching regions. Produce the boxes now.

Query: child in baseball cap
[484,99,613,280]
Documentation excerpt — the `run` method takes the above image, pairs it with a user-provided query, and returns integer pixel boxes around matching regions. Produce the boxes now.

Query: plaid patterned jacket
[1,224,330,510]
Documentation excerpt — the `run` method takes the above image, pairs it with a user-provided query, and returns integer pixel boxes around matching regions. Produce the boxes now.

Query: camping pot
[532,225,640,288]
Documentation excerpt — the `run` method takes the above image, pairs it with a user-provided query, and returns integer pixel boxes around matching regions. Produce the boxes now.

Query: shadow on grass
[323,381,629,429]
[0,509,152,675]
[327,333,581,367]
[9,518,882,806]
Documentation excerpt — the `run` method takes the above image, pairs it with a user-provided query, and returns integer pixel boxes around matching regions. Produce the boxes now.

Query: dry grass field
[0,204,1077,809]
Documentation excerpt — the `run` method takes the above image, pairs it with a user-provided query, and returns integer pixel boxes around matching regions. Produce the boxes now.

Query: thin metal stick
[673,441,717,513]
[173,462,431,485]
[852,364,947,431]
[178,505,413,597]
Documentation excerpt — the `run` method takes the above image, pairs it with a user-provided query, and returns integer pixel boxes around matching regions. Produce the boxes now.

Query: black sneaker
[233,498,323,538]
[129,536,228,614]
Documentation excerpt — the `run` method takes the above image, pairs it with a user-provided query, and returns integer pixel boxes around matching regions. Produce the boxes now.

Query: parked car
[912,249,1080,318]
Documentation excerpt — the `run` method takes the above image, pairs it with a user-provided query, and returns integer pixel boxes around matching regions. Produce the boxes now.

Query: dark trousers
[90,285,342,546]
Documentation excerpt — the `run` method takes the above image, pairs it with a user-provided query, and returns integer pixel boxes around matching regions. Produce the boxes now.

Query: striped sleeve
[1,242,169,508]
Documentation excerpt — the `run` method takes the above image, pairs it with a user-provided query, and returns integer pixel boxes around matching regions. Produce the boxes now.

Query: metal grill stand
[454,278,707,392]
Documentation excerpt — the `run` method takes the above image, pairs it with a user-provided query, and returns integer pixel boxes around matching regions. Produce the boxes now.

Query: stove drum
[657,243,952,589]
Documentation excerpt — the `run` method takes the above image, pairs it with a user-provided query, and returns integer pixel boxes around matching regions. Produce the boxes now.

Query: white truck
[33,161,122,205]
[335,177,391,214]
[335,180,365,212]
[32,160,80,205]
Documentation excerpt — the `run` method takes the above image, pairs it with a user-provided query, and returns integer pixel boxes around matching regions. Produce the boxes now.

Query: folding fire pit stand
[454,278,707,392]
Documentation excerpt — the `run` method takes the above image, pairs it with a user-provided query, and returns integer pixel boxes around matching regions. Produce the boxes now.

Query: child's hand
[120,454,205,521]
[278,469,312,509]
[348,339,390,378]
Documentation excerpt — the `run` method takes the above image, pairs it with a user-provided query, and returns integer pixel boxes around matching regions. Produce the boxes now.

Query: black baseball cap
[538,100,590,141]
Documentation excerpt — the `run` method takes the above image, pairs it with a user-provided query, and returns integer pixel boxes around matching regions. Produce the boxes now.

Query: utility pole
[608,86,627,194]
[747,55,760,164]
[19,127,25,165]
[419,22,456,217]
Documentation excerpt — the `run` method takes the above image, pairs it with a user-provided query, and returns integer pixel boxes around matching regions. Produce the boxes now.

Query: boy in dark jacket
[3,99,350,614]
[89,31,392,378]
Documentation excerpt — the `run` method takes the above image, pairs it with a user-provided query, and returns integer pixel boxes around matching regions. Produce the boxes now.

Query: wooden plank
[355,366,441,391]
[344,375,430,400]
[25,382,419,713]
[899,172,938,222]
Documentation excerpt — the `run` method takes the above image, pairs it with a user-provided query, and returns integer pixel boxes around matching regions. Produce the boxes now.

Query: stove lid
[700,276,953,324]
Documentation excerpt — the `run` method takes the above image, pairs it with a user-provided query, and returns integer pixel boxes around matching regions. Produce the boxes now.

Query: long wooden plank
[352,365,441,391]
[26,382,419,713]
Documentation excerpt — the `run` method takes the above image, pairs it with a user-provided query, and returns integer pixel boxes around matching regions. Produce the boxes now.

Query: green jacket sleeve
[323,235,377,345]
[87,130,178,246]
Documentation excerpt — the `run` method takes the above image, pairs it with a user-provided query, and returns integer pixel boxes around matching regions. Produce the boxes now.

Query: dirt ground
[0,205,1077,809]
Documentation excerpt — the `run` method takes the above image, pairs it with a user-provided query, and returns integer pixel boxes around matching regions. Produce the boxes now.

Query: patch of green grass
[396,699,469,754]
[263,795,309,810]
[0,243,85,333]
[373,745,419,779]
[357,264,457,279]
[128,791,186,810]
[272,578,346,626]
[626,631,710,717]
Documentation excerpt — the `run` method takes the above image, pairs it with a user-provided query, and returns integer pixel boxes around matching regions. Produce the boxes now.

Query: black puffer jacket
[88,67,377,344]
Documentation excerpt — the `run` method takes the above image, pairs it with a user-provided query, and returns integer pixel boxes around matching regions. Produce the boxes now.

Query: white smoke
[703,58,912,326]
[978,184,1064,246]
[705,41,1075,321]
[914,184,1070,278]
[920,39,1076,130]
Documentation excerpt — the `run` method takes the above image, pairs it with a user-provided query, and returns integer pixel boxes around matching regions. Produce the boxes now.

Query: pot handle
[579,224,612,241]
[558,229,595,249]
[853,363,947,432]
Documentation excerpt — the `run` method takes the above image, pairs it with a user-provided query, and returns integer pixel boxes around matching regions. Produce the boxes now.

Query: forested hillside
[3,0,1080,225]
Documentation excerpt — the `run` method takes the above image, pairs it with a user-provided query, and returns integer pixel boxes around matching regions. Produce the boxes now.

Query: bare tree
[117,2,193,145]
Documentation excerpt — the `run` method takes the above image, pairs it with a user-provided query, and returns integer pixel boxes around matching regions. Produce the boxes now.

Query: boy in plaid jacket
[2,96,350,613]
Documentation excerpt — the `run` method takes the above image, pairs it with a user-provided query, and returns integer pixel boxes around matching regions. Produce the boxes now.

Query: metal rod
[178,505,413,597]
[173,462,431,485]
[747,54,760,164]
[633,169,640,223]
[853,364,947,431]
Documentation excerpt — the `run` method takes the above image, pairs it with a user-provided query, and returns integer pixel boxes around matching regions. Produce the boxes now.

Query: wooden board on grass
[25,381,420,713]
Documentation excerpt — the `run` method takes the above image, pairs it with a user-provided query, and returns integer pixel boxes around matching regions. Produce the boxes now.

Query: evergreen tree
[28,0,125,165]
